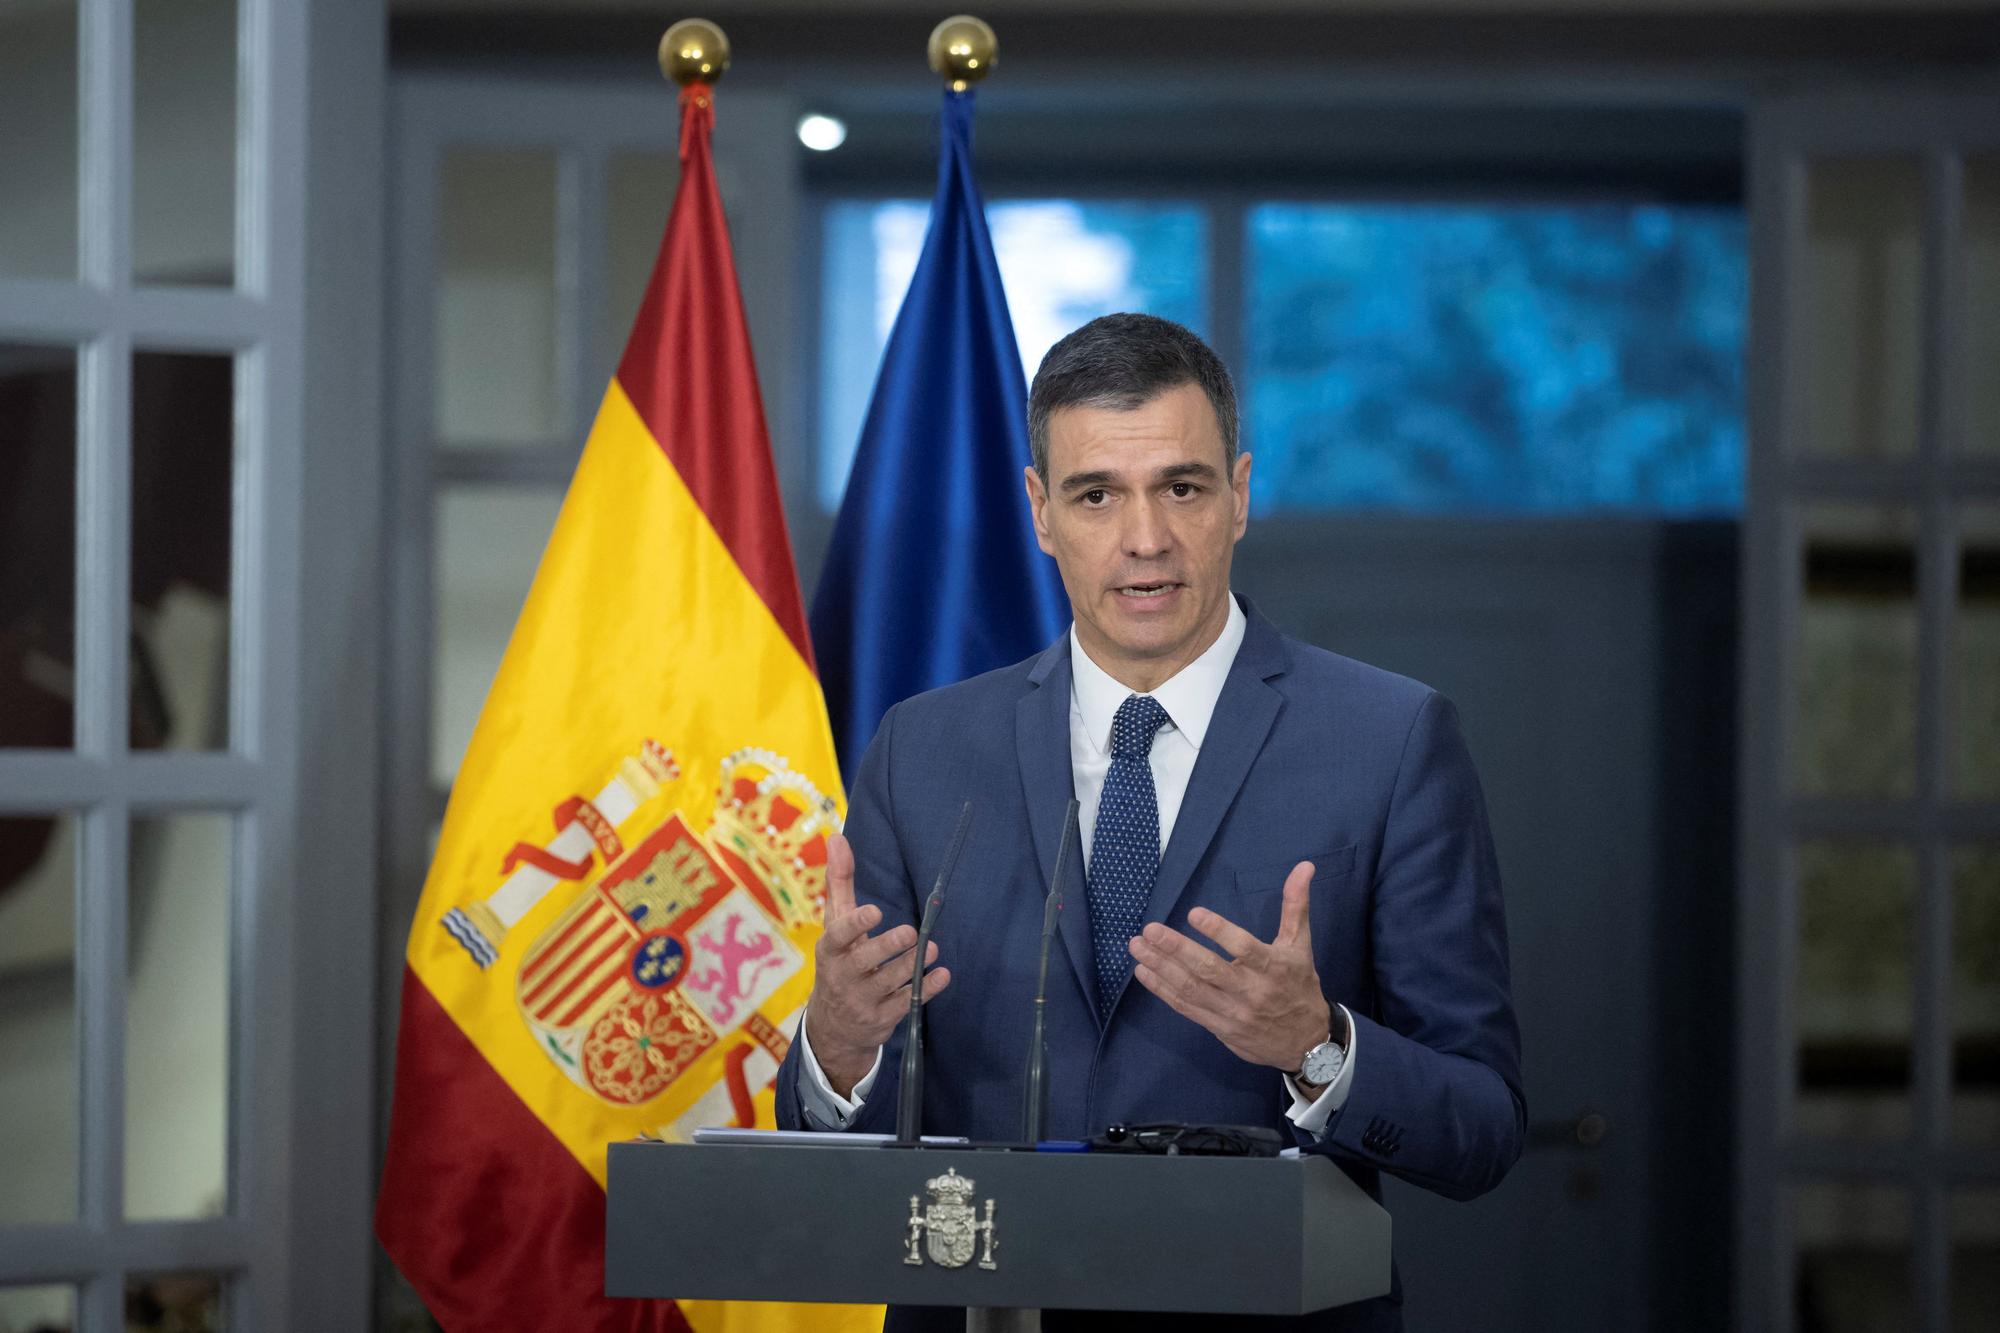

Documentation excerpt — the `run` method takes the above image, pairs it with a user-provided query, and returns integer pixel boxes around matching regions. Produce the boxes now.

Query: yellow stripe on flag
[410,377,841,1186]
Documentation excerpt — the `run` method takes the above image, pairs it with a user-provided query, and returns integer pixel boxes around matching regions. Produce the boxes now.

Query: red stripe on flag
[550,952,639,1029]
[376,969,692,1333]
[614,86,816,671]
[526,943,624,1026]
[522,913,622,1006]
[525,902,618,987]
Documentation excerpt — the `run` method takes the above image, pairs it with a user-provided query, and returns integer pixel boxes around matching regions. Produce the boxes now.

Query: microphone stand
[1021,799,1079,1146]
[896,801,973,1145]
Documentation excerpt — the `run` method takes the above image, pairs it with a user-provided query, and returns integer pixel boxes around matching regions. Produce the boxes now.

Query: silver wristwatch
[1297,1032,1345,1089]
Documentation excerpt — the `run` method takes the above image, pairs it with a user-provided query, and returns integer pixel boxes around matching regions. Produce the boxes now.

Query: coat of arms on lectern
[904,1168,998,1270]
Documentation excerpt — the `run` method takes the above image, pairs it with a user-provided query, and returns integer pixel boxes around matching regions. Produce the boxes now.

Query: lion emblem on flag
[439,742,835,1108]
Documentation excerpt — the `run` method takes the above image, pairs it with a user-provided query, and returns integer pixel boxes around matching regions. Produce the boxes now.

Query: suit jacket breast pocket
[1222,844,1363,960]
[1230,843,1358,897]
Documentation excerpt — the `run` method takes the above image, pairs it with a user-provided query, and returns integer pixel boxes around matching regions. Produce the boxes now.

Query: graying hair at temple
[1026,312,1241,483]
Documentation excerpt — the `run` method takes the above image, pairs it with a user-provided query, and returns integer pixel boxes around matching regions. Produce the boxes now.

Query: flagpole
[928,14,998,91]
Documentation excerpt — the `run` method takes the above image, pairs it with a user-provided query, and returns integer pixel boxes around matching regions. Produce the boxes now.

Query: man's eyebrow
[1057,469,1120,495]
[1057,461,1221,495]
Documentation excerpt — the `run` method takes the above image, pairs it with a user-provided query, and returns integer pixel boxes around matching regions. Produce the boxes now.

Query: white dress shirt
[798,595,1357,1135]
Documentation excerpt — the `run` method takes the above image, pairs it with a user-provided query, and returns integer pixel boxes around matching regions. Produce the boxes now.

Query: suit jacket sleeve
[775,703,917,1133]
[1311,690,1526,1201]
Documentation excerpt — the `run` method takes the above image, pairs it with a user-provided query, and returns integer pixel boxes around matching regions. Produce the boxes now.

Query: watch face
[1302,1042,1344,1085]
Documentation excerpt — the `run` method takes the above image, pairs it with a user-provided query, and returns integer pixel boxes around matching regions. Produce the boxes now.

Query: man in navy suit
[775,313,1523,1331]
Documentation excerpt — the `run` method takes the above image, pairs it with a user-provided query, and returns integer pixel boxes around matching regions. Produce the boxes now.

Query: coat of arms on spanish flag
[376,70,876,1333]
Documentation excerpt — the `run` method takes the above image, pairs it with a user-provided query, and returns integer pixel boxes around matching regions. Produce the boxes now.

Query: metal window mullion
[1912,146,1964,1333]
[1740,129,1802,1333]
[232,0,313,1324]
[74,8,132,1317]
[75,800,128,1333]
[78,0,131,293]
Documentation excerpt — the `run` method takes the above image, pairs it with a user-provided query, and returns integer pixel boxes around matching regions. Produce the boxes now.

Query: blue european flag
[811,90,1068,774]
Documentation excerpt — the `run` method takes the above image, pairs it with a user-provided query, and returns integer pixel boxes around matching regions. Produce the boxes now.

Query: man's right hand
[804,831,952,1099]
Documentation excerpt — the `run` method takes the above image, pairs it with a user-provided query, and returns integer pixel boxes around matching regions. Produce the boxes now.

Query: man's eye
[1168,482,1197,498]
[1081,489,1109,505]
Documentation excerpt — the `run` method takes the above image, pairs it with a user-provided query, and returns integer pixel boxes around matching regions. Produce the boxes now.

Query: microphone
[896,800,973,1144]
[1021,798,1080,1145]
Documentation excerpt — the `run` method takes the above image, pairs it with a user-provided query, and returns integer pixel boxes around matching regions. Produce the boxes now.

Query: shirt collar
[1069,594,1248,755]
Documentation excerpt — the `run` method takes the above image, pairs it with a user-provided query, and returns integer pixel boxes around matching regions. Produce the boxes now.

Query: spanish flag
[377,77,874,1333]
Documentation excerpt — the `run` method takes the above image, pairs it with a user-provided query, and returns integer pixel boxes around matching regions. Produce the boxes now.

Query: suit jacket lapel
[1015,634,1099,1026]
[1141,602,1291,933]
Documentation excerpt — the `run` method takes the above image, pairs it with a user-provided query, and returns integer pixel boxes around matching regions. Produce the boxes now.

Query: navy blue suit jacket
[776,598,1524,1330]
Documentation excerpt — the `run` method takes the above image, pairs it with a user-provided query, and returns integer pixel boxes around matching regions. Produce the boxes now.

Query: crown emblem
[904,1167,997,1270]
[926,1169,977,1202]
[709,748,840,931]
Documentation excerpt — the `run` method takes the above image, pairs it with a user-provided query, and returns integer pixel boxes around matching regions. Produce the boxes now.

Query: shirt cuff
[795,1010,883,1130]
[1281,1004,1359,1137]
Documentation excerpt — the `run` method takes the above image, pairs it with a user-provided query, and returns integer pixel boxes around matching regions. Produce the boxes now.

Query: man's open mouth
[1117,582,1182,599]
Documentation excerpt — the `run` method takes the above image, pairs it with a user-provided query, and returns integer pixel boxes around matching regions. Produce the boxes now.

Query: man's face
[1024,381,1252,691]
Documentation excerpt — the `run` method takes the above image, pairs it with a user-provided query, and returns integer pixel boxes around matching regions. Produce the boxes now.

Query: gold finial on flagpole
[659,18,730,87]
[928,15,997,92]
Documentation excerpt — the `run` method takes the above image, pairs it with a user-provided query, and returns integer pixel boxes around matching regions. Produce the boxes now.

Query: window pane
[1795,843,1915,1142]
[134,0,235,286]
[1955,846,2000,1145]
[0,814,78,1225]
[1962,159,1999,457]
[124,1272,223,1333]
[132,352,234,752]
[1793,505,1917,800]
[436,150,559,449]
[817,199,1208,508]
[605,153,678,381]
[1954,507,2000,799]
[126,815,231,1220]
[0,344,76,749]
[1243,202,1744,513]
[1951,1190,2000,1333]
[1801,159,1924,459]
[0,1286,75,1333]
[0,0,77,279]
[1794,1182,1912,1332]
[432,486,563,787]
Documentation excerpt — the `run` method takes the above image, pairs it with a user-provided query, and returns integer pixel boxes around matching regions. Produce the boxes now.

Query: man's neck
[1076,598,1234,694]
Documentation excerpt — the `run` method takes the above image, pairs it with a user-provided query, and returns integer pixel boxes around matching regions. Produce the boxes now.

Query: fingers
[1274,861,1315,947]
[849,922,921,973]
[1129,924,1226,1004]
[818,899,882,953]
[918,966,951,1004]
[1130,961,1224,1029]
[1187,905,1264,963]
[824,831,856,917]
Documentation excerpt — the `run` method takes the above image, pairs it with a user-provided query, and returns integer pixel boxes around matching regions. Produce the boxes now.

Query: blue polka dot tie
[1088,693,1170,1017]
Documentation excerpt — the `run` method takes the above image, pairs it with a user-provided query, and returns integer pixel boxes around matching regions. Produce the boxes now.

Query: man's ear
[1231,451,1253,541]
[1024,465,1056,556]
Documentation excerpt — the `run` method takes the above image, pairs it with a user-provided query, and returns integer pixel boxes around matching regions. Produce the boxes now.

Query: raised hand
[803,831,951,1097]
[1126,860,1332,1072]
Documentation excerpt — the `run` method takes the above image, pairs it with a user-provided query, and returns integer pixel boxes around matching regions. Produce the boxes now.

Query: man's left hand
[1127,860,1331,1071]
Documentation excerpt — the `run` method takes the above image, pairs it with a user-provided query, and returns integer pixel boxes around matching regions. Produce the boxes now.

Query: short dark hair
[1026,313,1239,483]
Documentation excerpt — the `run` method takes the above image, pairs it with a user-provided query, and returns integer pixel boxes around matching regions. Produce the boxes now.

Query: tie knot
[1111,693,1170,760]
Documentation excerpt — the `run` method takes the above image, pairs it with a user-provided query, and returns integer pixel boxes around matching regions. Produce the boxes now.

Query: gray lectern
[605,1140,1391,1321]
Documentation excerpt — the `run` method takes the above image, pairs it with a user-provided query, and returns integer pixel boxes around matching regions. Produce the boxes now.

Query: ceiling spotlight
[796,113,847,152]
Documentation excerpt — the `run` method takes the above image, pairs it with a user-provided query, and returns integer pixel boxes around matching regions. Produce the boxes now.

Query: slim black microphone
[896,800,972,1144]
[1021,798,1080,1145]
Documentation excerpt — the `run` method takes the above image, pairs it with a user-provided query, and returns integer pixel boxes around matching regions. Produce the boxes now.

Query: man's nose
[1121,497,1173,558]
